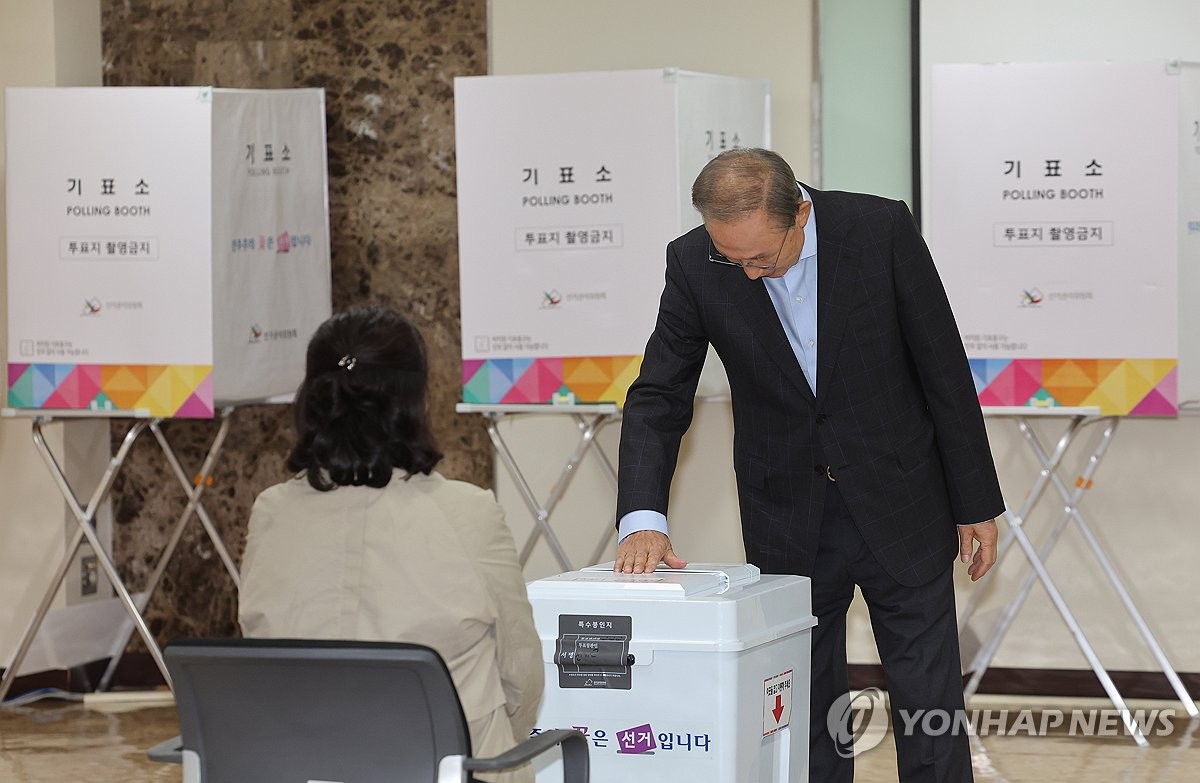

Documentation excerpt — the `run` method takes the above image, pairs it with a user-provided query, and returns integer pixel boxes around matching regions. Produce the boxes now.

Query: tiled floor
[0,700,178,782]
[0,695,1196,782]
[847,717,1200,782]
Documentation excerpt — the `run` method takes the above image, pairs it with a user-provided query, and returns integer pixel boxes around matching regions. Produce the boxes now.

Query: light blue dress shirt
[618,187,819,544]
[762,186,820,396]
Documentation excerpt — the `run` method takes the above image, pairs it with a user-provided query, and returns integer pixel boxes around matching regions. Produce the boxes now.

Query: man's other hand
[959,519,998,581]
[614,530,687,574]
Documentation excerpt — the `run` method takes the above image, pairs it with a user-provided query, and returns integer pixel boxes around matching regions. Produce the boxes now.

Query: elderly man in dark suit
[614,148,1004,782]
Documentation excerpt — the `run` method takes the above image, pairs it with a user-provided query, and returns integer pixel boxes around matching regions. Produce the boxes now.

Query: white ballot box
[5,87,331,417]
[526,564,814,783]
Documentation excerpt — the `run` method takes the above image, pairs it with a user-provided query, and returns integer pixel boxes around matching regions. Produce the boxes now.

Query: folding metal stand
[95,407,241,690]
[962,407,1198,746]
[0,408,241,701]
[456,403,621,571]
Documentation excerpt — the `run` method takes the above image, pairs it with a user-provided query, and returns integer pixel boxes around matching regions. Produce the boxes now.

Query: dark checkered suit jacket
[616,186,1005,587]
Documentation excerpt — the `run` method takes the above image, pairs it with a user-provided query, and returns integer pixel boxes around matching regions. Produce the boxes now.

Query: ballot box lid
[527,563,813,652]
[528,563,759,599]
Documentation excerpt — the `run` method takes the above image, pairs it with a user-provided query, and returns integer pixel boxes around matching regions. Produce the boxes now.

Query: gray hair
[691,148,801,230]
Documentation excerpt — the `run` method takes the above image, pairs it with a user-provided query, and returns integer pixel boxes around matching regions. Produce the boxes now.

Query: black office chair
[148,637,588,783]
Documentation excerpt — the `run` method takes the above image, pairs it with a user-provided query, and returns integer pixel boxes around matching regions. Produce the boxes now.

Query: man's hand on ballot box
[614,530,688,574]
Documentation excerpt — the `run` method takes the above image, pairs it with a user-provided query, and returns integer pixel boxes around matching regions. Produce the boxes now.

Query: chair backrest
[166,637,472,783]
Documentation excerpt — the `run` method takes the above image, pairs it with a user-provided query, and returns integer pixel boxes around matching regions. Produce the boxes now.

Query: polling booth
[455,68,767,408]
[526,565,814,783]
[453,69,769,574]
[1,86,330,698]
[5,86,331,417]
[921,60,1198,741]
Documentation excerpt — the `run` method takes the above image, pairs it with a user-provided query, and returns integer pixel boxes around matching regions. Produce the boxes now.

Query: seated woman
[239,305,543,782]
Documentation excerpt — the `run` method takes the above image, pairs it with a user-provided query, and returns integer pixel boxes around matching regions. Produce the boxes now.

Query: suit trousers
[807,479,973,782]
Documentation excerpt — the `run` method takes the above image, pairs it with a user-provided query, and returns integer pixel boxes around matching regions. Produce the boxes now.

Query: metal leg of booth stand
[483,412,572,571]
[958,414,1093,633]
[483,411,618,572]
[514,412,618,569]
[965,414,1197,721]
[0,524,90,705]
[965,417,1117,699]
[150,409,241,586]
[96,408,239,691]
[0,419,170,704]
[997,507,1148,746]
[1014,418,1196,717]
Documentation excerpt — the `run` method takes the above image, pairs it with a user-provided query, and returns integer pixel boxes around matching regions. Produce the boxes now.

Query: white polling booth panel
[5,86,331,417]
[927,61,1180,416]
[527,564,814,782]
[454,69,768,406]
[208,88,332,405]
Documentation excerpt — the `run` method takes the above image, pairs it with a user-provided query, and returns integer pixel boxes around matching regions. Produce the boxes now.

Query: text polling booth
[926,62,1197,736]
[1,86,330,695]
[454,69,769,573]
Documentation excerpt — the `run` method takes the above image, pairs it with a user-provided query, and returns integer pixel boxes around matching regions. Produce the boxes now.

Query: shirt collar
[798,183,818,262]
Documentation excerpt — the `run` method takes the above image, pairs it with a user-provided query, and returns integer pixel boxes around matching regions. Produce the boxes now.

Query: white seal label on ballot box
[527,564,815,783]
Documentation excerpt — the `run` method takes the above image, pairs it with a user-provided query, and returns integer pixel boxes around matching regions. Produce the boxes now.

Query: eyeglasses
[708,225,792,272]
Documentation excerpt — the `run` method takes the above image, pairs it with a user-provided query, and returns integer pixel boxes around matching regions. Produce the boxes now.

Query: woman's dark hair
[287,305,443,490]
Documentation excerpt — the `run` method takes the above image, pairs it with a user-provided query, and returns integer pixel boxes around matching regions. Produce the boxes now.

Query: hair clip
[337,354,357,371]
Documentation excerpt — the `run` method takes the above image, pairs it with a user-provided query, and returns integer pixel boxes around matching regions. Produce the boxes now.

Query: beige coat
[239,470,544,782]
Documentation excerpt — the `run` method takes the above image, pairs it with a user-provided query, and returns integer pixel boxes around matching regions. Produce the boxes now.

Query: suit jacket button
[813,465,824,475]
[816,414,828,424]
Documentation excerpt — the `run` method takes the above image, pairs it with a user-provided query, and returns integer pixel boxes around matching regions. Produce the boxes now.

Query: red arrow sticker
[763,670,794,737]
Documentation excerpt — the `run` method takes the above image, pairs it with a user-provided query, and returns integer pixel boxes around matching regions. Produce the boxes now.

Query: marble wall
[101,0,490,644]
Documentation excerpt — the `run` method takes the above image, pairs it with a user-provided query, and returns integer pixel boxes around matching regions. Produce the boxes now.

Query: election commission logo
[827,687,889,758]
[1019,287,1044,307]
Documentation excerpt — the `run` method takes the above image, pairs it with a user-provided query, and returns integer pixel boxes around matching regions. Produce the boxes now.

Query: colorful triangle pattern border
[7,363,214,418]
[969,358,1177,416]
[462,356,1178,415]
[463,356,642,406]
